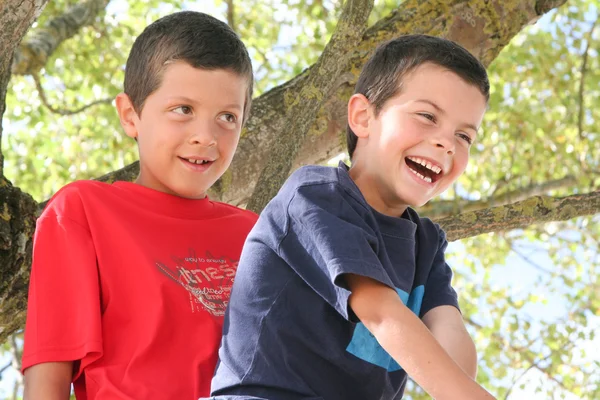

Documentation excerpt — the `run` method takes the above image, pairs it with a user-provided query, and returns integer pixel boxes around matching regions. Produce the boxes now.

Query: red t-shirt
[22,180,257,399]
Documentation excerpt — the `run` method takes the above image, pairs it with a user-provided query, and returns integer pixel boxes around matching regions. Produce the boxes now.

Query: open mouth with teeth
[405,156,442,183]
[180,157,212,165]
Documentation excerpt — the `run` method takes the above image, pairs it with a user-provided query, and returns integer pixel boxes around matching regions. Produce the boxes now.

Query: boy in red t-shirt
[21,11,256,400]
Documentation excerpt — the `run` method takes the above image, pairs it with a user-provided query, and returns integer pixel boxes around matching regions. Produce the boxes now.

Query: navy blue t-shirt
[208,163,459,400]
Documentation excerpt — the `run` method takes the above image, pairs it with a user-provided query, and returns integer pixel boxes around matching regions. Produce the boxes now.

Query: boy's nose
[431,133,455,155]
[188,125,217,147]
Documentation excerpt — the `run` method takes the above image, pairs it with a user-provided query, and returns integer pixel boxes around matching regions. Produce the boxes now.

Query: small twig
[510,245,554,274]
[33,74,113,116]
[225,0,235,32]
[577,17,599,140]
[468,315,578,396]
[10,333,22,366]
[0,361,12,376]
[504,363,537,400]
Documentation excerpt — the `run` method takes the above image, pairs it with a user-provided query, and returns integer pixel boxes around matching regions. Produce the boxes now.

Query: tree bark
[440,190,600,241]
[11,0,111,77]
[246,0,374,212]
[0,0,49,173]
[419,175,578,220]
[0,0,50,347]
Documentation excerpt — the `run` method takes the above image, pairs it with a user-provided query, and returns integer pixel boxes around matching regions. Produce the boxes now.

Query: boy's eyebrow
[168,96,243,111]
[416,99,445,114]
[416,99,479,133]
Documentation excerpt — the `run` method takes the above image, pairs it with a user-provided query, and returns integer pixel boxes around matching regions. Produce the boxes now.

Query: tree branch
[420,175,578,219]
[467,316,578,396]
[0,0,50,173]
[504,355,546,399]
[246,0,374,213]
[535,0,568,15]
[12,0,111,77]
[225,0,236,32]
[216,0,569,207]
[0,361,12,376]
[439,190,600,242]
[33,73,113,116]
[509,244,554,275]
[577,17,598,140]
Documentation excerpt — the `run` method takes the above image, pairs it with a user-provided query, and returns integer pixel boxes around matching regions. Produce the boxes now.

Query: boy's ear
[347,94,372,139]
[115,93,140,140]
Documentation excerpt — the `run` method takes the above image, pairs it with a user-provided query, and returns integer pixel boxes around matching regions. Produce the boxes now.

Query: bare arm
[346,274,495,400]
[423,305,478,378]
[24,362,73,400]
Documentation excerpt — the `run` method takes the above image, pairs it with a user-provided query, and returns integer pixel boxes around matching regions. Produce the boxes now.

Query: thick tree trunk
[0,0,578,344]
[0,0,49,343]
[246,0,374,212]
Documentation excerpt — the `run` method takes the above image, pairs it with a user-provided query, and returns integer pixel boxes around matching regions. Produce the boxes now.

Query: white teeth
[407,156,442,175]
[186,159,209,164]
[408,166,433,183]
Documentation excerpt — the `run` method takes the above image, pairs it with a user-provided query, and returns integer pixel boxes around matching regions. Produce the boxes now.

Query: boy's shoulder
[286,164,340,188]
[273,164,366,211]
[42,180,115,213]
[36,180,121,232]
[283,163,359,198]
[54,179,112,195]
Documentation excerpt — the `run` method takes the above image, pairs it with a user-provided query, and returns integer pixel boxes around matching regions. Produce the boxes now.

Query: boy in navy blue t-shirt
[207,35,496,400]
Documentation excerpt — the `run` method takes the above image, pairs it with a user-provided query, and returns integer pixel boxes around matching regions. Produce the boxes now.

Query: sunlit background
[1,0,598,399]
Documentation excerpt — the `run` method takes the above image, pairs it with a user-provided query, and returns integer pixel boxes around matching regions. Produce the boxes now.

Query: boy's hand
[345,274,496,400]
[423,305,478,378]
[24,361,73,400]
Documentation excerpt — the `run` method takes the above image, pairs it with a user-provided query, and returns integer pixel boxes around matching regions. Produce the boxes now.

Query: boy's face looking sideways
[116,61,248,199]
[348,62,487,216]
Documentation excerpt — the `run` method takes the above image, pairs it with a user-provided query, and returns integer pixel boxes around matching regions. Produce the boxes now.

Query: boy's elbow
[462,333,478,379]
[423,306,479,379]
[448,327,478,379]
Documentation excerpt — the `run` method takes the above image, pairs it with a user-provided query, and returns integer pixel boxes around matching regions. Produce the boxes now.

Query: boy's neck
[347,164,408,218]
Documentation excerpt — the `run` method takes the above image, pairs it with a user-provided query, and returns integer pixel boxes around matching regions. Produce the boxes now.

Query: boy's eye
[218,113,237,124]
[418,112,436,122]
[457,132,473,145]
[172,106,192,115]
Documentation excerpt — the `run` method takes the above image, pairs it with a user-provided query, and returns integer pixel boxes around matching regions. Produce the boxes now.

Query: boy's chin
[406,194,438,209]
[409,199,431,209]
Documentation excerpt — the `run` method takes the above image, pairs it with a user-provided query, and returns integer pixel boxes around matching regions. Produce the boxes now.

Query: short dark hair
[346,34,490,158]
[124,11,254,123]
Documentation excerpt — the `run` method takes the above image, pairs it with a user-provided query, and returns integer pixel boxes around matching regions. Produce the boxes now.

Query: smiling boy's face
[348,63,488,216]
[116,61,248,199]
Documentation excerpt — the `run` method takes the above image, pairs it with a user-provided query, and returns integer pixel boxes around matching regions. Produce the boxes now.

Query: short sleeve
[22,201,103,378]
[419,228,459,318]
[283,182,400,320]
